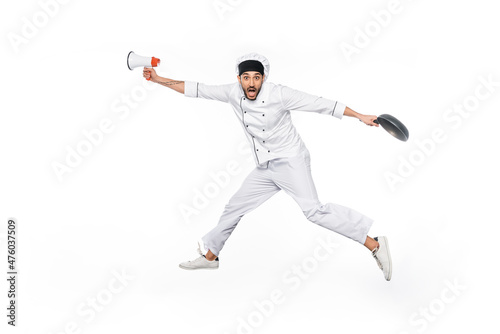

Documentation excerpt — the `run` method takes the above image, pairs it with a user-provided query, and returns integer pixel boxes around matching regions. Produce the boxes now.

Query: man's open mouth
[247,88,256,98]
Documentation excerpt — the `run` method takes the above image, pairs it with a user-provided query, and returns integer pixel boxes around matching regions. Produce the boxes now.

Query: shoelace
[372,247,383,270]
[197,242,204,256]
[184,243,205,264]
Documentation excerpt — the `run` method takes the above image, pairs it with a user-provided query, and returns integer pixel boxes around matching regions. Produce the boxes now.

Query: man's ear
[237,75,241,84]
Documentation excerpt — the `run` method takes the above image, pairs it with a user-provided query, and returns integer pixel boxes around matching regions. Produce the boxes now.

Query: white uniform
[183,55,373,257]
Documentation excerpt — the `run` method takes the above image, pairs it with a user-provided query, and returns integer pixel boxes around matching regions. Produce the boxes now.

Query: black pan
[374,114,409,142]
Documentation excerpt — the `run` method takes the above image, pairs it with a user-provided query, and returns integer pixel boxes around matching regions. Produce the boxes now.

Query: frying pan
[374,114,409,142]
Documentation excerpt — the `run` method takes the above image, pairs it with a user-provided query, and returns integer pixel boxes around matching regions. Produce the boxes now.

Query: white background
[1,0,499,333]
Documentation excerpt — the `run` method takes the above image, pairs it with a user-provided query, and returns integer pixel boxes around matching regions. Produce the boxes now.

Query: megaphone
[127,51,160,80]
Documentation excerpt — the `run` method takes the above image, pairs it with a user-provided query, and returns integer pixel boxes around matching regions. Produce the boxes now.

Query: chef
[143,53,392,280]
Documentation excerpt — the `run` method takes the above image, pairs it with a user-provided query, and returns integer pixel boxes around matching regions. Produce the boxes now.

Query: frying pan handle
[358,118,380,125]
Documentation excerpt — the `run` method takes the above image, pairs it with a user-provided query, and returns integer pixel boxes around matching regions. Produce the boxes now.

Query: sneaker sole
[379,236,392,281]
[179,264,219,270]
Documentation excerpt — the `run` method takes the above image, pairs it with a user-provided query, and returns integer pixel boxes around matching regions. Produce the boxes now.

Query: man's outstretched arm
[279,85,379,126]
[344,106,379,127]
[143,67,232,102]
[143,67,184,94]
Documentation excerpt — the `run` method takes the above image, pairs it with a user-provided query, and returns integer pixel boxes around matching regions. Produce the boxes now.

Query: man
[143,53,392,281]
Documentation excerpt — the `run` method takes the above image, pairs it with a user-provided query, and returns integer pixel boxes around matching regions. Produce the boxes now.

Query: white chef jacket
[184,81,346,166]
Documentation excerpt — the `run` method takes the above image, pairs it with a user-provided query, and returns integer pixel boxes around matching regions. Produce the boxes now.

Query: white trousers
[201,150,374,257]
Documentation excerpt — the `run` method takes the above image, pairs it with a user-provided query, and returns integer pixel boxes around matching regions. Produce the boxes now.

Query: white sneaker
[179,243,219,270]
[371,236,392,281]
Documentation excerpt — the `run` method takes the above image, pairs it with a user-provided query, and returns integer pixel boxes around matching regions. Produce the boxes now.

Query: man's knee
[301,202,321,221]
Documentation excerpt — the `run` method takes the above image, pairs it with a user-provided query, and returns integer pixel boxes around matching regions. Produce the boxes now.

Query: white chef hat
[235,53,270,81]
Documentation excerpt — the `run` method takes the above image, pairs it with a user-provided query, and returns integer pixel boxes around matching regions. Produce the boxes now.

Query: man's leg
[200,165,281,257]
[205,249,217,261]
[364,236,379,251]
[180,165,280,270]
[271,151,374,245]
[270,151,391,280]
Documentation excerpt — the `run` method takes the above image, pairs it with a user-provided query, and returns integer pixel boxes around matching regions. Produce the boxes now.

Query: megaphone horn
[127,51,160,71]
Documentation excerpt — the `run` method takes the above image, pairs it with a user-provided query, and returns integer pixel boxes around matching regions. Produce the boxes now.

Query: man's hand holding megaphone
[142,67,185,93]
[143,67,159,82]
[127,51,184,94]
[127,51,185,93]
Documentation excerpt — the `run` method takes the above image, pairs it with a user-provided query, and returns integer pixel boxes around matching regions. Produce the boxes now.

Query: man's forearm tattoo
[158,80,183,87]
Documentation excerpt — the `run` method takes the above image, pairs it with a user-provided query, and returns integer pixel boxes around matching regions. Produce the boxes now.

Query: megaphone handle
[145,66,152,81]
